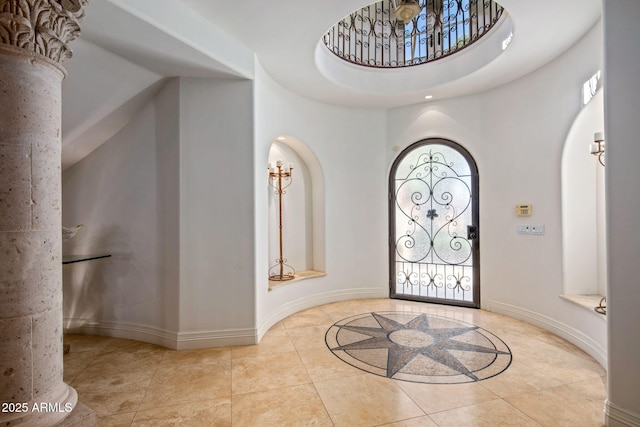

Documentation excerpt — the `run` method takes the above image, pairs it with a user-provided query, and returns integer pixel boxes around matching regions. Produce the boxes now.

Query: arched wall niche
[561,89,607,299]
[267,136,325,288]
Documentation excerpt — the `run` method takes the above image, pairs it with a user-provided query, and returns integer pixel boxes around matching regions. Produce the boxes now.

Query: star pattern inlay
[326,312,512,384]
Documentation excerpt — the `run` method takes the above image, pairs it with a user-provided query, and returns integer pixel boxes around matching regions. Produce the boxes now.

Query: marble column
[0,1,88,426]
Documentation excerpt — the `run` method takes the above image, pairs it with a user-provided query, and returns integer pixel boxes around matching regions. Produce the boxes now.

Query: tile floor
[63,298,607,426]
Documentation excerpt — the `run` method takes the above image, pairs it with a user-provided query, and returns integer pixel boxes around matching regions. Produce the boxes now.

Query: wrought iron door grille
[396,262,473,301]
[323,0,504,68]
[390,140,479,307]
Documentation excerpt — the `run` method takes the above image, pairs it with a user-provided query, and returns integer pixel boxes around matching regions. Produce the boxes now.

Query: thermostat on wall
[516,204,532,217]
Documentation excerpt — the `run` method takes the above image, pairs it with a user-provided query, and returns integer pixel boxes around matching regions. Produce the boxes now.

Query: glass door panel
[390,139,479,307]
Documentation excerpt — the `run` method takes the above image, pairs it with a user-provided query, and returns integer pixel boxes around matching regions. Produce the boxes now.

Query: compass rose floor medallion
[325,311,512,384]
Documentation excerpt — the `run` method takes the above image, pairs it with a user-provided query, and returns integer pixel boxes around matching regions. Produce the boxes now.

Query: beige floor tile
[505,384,605,427]
[479,360,555,397]
[160,347,231,367]
[314,374,424,427]
[77,339,165,379]
[379,416,438,426]
[96,411,136,427]
[63,350,101,383]
[287,324,330,350]
[429,399,542,427]
[298,346,365,382]
[567,376,607,401]
[231,327,296,358]
[318,300,370,321]
[397,380,500,414]
[281,306,333,329]
[360,299,417,312]
[72,370,155,416]
[319,299,368,311]
[231,351,311,395]
[516,356,605,386]
[506,338,577,365]
[232,384,333,427]
[131,398,231,427]
[64,334,113,353]
[267,321,286,331]
[421,305,481,322]
[64,299,608,426]
[138,361,232,410]
[103,337,166,352]
[471,317,516,334]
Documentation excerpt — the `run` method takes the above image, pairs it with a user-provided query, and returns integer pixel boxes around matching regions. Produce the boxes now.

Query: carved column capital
[0,0,88,63]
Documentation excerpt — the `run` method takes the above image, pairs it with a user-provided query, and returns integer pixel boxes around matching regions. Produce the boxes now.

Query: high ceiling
[176,0,601,107]
[78,0,601,108]
[61,0,601,167]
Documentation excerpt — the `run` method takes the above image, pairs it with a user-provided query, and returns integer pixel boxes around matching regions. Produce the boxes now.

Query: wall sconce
[589,132,605,166]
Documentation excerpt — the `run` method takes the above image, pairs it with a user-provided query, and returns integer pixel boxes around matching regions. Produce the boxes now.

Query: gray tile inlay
[325,311,512,384]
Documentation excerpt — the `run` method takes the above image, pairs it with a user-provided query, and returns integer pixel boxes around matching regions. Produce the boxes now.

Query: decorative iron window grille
[323,0,504,68]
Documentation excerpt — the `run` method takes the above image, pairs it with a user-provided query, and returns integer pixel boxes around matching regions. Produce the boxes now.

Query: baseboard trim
[605,399,640,427]
[64,288,388,349]
[175,328,256,350]
[257,287,388,340]
[483,300,607,367]
[64,318,179,349]
[64,319,257,350]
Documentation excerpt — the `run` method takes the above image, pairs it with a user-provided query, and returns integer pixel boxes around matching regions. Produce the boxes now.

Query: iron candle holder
[268,161,295,281]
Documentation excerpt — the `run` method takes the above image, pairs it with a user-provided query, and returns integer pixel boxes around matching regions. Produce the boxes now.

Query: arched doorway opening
[389,138,480,308]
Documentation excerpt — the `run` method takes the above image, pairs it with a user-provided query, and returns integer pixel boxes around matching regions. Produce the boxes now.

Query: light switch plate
[531,225,545,235]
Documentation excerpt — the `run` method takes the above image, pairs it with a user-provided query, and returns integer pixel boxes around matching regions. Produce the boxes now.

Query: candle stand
[268,161,295,281]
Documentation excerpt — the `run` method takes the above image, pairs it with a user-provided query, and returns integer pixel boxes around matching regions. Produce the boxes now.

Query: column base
[0,383,78,427]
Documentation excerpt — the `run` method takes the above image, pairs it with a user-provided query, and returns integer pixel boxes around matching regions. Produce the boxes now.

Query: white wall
[386,21,606,365]
[561,89,606,296]
[62,12,612,371]
[603,0,640,423]
[63,76,258,349]
[254,62,389,336]
[178,78,256,345]
[61,39,164,169]
[268,141,312,272]
[62,79,180,343]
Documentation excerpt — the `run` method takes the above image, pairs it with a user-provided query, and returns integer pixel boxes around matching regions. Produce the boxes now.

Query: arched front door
[389,138,480,308]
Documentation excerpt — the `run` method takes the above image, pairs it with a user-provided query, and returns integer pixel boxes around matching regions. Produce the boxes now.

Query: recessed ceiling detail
[323,0,505,68]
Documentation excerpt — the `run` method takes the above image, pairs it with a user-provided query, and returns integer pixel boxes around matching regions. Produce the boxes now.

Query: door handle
[467,225,478,240]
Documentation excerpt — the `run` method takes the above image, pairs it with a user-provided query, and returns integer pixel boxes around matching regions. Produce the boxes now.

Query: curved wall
[255,21,606,365]
[385,21,605,365]
[561,90,606,296]
[268,141,312,273]
[62,15,606,365]
[254,62,389,337]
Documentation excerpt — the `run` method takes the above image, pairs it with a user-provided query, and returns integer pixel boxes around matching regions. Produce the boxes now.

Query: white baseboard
[257,287,388,340]
[64,288,387,350]
[175,328,256,350]
[64,319,257,350]
[483,300,607,367]
[64,318,180,349]
[605,400,640,427]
